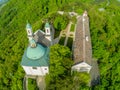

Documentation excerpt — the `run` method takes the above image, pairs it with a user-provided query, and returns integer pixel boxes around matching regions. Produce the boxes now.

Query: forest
[0,0,120,90]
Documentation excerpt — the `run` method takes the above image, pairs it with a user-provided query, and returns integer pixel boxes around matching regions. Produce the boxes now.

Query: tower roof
[45,22,50,28]
[26,23,32,29]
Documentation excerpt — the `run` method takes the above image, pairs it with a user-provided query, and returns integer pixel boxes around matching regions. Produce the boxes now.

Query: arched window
[47,29,49,33]
[28,30,30,34]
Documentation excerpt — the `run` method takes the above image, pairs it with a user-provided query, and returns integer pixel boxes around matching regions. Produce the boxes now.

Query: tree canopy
[0,0,120,89]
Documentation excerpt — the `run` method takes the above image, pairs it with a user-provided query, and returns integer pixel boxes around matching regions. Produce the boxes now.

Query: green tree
[46,44,73,89]
[53,15,69,31]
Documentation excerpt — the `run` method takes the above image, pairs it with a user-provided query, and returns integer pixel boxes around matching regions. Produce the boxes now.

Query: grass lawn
[28,78,38,90]
[67,37,73,50]
[54,30,61,38]
[70,24,75,32]
[59,36,66,45]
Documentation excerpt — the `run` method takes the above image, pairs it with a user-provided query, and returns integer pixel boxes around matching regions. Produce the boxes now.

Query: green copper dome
[26,44,45,60]
[26,23,32,29]
[45,22,50,28]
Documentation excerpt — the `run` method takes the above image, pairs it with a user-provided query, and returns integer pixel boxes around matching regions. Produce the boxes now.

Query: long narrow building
[72,11,92,73]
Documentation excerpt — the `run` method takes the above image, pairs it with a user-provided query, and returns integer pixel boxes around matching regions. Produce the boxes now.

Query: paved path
[64,22,72,46]
[37,76,46,90]
[57,11,78,45]
[57,21,75,46]
[23,76,28,90]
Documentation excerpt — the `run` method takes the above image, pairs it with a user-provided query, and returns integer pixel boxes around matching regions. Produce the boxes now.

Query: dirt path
[23,76,28,90]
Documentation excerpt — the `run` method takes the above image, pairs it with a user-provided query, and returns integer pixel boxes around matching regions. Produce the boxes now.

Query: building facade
[21,22,52,76]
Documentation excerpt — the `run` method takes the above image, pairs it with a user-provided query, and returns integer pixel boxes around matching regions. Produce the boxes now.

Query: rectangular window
[45,68,47,70]
[32,67,37,69]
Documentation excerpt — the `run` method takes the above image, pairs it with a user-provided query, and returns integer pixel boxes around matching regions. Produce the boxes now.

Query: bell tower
[45,22,51,41]
[26,22,33,41]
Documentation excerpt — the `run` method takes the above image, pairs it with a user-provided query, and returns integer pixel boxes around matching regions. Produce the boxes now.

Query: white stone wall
[22,66,49,76]
[72,62,91,73]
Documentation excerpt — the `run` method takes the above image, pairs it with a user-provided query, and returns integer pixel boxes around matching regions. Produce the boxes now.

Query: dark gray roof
[50,24,55,39]
[34,30,51,47]
[73,16,92,65]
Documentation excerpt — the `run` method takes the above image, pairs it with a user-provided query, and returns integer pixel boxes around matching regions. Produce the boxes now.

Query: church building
[21,22,52,76]
[72,11,92,73]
